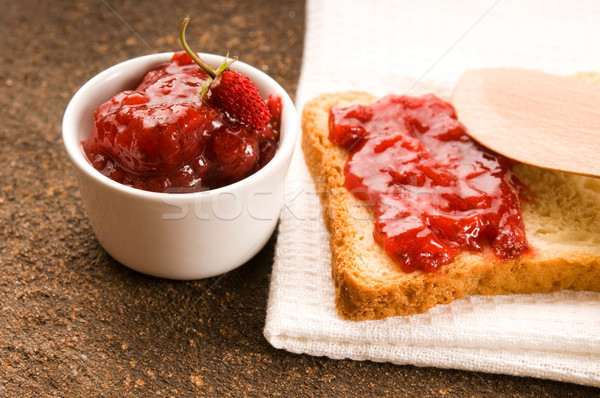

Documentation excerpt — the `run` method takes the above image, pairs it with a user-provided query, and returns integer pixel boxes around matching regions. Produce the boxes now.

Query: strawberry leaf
[216,53,236,75]
[198,78,214,99]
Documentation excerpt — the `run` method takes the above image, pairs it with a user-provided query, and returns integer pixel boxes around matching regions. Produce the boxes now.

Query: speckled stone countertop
[0,1,597,396]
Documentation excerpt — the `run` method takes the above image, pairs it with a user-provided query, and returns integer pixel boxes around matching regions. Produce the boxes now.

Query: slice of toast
[301,88,600,320]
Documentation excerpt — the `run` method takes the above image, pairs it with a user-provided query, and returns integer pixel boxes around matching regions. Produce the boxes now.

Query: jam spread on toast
[329,94,531,273]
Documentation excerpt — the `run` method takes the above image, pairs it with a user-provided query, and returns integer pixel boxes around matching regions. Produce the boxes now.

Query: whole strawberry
[180,17,271,130]
[210,70,271,130]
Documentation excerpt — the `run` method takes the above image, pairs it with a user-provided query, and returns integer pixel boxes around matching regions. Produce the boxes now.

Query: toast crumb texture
[301,81,600,320]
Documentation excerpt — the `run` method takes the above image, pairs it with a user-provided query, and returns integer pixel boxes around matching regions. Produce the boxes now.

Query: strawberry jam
[83,51,280,193]
[329,94,531,273]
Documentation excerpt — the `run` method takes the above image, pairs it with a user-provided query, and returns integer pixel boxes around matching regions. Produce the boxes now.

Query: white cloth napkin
[264,0,600,387]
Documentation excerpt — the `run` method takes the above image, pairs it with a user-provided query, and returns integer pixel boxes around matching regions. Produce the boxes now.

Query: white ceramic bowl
[63,52,297,279]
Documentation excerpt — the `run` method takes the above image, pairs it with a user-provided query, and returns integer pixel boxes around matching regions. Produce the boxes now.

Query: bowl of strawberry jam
[62,52,297,279]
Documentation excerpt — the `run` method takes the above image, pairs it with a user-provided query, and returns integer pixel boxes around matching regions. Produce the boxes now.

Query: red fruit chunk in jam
[82,51,281,193]
[206,125,259,185]
[90,96,219,174]
[329,94,531,273]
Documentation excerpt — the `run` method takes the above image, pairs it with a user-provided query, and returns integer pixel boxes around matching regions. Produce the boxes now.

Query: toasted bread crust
[302,89,600,320]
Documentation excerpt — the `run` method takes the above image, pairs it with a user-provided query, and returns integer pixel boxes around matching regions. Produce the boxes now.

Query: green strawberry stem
[180,16,237,97]
[180,17,216,78]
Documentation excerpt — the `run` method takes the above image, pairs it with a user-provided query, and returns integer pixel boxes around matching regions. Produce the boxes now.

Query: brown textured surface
[0,0,597,396]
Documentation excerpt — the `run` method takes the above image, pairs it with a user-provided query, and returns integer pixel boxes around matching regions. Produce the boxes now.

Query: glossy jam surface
[329,94,531,273]
[83,51,281,193]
